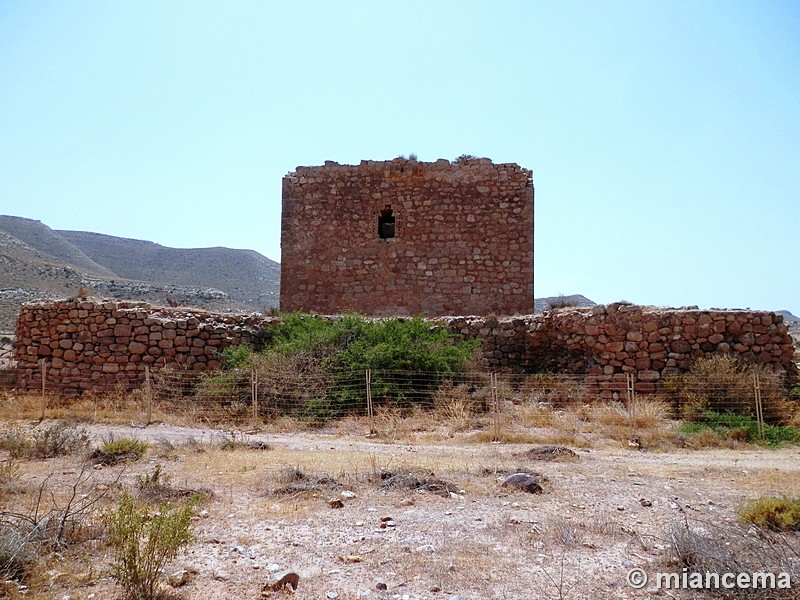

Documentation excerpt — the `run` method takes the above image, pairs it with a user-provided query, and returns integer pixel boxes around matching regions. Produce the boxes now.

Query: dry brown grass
[0,412,797,600]
[4,382,791,455]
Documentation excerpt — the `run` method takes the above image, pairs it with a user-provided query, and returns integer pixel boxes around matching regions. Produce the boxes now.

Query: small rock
[380,515,394,522]
[329,498,344,509]
[199,509,210,518]
[167,569,189,588]
[639,498,653,508]
[326,592,339,599]
[416,544,435,553]
[616,505,625,511]
[341,490,357,499]
[376,582,388,590]
[501,473,543,494]
[450,595,464,600]
[446,563,456,572]
[213,569,230,581]
[397,497,415,507]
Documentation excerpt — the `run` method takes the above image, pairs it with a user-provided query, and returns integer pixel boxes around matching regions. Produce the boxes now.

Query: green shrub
[738,496,800,531]
[678,410,799,447]
[220,345,253,370]
[90,437,149,465]
[104,492,195,600]
[262,313,479,421]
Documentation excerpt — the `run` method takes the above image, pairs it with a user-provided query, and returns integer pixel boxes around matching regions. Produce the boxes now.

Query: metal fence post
[753,372,764,440]
[251,367,259,424]
[145,365,152,425]
[366,369,375,435]
[39,358,46,421]
[491,373,501,442]
[626,372,636,440]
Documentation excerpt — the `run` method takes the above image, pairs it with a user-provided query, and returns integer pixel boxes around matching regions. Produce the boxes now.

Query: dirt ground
[5,421,800,600]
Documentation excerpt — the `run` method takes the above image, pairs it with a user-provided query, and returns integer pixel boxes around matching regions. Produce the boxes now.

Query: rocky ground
[5,422,799,600]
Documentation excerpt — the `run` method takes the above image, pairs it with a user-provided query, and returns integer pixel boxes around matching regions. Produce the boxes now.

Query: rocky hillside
[0,215,280,331]
[59,230,280,308]
[778,310,800,350]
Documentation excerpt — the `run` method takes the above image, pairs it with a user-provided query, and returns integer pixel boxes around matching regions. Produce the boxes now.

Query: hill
[59,230,280,308]
[0,215,280,331]
[534,294,597,312]
[0,216,114,276]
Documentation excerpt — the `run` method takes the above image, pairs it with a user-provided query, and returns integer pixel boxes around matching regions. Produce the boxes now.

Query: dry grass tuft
[738,496,800,532]
[270,466,340,496]
[666,513,799,597]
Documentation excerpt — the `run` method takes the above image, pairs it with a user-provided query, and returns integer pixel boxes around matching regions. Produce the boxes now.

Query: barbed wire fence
[1,361,794,442]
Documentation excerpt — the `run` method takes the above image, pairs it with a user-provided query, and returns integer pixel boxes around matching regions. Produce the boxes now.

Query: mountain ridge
[0,215,280,331]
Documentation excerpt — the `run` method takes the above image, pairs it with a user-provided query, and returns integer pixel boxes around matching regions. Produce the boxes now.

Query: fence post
[753,372,764,440]
[39,358,46,421]
[251,367,259,424]
[626,372,636,441]
[491,373,501,442]
[366,369,375,435]
[145,365,152,425]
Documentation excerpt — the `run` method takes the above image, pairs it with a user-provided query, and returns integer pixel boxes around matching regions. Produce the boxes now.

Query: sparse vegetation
[90,436,149,465]
[738,496,800,531]
[678,410,799,447]
[666,513,798,598]
[0,422,90,460]
[0,466,115,590]
[664,355,794,424]
[104,491,195,600]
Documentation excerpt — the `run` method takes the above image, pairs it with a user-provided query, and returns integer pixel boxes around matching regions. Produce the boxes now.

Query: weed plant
[104,492,195,600]
[738,497,800,531]
[90,437,149,465]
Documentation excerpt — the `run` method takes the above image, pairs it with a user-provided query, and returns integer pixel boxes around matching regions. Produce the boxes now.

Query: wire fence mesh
[2,363,795,443]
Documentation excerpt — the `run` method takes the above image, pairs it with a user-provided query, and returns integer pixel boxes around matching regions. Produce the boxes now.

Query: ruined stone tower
[280,157,534,316]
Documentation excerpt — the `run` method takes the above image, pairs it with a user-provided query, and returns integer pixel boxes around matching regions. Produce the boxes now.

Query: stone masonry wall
[12,300,796,396]
[14,300,271,393]
[280,158,534,316]
[445,303,797,397]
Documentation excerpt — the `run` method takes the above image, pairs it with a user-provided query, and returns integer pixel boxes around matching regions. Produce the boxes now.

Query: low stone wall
[12,300,797,396]
[444,303,797,396]
[14,300,272,393]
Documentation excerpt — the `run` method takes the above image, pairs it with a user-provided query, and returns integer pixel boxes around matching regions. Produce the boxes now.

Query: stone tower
[280,157,534,316]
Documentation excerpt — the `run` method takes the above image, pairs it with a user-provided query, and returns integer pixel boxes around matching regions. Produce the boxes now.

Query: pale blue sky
[1,1,798,314]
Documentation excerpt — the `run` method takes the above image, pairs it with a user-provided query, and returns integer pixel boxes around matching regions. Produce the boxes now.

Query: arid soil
[7,422,799,600]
